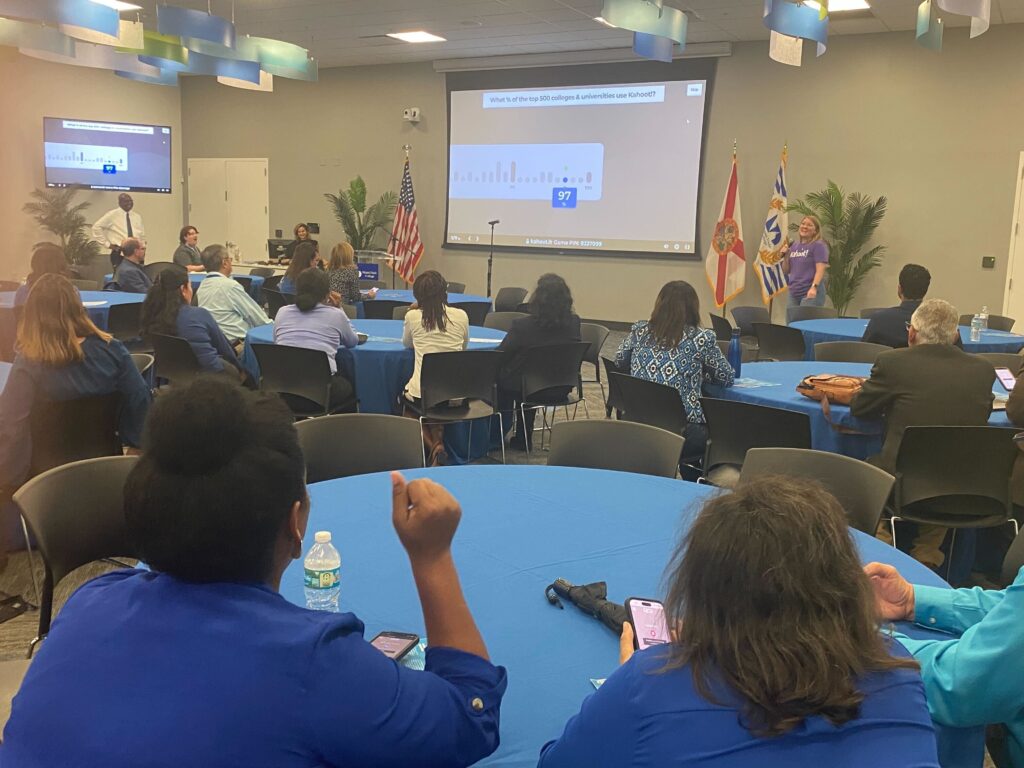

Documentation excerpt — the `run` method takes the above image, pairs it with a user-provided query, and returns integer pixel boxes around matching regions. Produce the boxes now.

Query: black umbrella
[545,577,627,633]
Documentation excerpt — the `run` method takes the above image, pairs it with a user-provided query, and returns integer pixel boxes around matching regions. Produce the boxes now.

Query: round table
[103,272,264,300]
[242,319,506,463]
[356,289,492,320]
[791,318,1024,357]
[707,361,1010,459]
[287,466,977,768]
[0,291,145,357]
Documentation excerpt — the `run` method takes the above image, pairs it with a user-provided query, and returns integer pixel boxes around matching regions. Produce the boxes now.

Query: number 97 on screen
[551,187,577,209]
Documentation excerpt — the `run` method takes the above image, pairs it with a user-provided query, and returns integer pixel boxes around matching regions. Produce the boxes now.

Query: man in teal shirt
[866,562,1024,767]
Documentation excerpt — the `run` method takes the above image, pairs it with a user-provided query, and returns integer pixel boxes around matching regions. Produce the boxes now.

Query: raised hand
[391,471,461,564]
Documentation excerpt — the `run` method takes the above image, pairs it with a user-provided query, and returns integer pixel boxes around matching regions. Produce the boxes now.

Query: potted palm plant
[787,181,887,317]
[22,188,102,272]
[324,176,397,252]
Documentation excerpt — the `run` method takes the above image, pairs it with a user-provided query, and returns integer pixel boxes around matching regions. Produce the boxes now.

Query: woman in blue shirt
[140,268,244,380]
[14,243,72,305]
[614,280,734,476]
[0,274,150,491]
[539,477,940,768]
[2,377,507,766]
[279,241,321,295]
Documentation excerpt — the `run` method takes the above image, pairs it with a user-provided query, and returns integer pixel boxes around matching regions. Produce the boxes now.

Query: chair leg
[889,516,900,551]
[598,380,607,407]
[520,403,531,460]
[580,400,589,419]
[945,528,957,583]
[21,517,40,609]
[418,416,428,468]
[467,418,473,462]
[497,412,506,465]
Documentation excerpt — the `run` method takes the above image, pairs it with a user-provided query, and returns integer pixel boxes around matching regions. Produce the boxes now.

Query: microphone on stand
[488,219,500,226]
[486,220,500,298]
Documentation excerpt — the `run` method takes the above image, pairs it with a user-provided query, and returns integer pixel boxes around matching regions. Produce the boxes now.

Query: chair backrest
[701,397,812,472]
[786,305,838,324]
[392,305,410,321]
[262,288,291,320]
[249,267,276,278]
[601,357,627,414]
[142,262,183,280]
[959,313,1015,332]
[363,299,408,320]
[70,278,99,291]
[494,287,528,313]
[295,414,423,482]
[859,307,887,319]
[814,341,891,364]
[548,420,683,479]
[130,353,154,376]
[233,275,253,292]
[29,394,122,477]
[738,448,895,534]
[731,306,770,336]
[579,323,610,367]
[341,303,358,320]
[612,372,688,435]
[446,281,466,294]
[262,274,284,291]
[977,352,1023,374]
[709,313,733,341]
[1002,529,1024,586]
[458,301,492,327]
[419,349,504,412]
[13,456,139,639]
[753,322,806,361]
[105,301,143,342]
[483,311,527,332]
[893,426,1017,517]
[518,342,589,403]
[151,333,202,386]
[251,343,333,415]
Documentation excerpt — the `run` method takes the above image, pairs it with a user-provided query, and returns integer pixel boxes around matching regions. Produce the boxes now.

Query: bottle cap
[314,531,332,543]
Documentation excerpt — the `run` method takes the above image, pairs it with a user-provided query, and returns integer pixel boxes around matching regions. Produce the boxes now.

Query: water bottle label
[304,567,340,589]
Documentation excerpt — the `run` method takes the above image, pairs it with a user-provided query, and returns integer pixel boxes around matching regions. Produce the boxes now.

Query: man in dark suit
[861,264,931,348]
[851,298,995,568]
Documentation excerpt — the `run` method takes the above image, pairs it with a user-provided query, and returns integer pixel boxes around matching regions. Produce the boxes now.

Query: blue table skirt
[288,466,981,768]
[242,319,506,464]
[103,272,264,300]
[0,290,146,333]
[355,289,492,319]
[791,318,1024,358]
[707,361,1010,460]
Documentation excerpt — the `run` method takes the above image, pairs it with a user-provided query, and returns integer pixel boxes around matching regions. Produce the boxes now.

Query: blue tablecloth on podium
[242,319,506,463]
[706,361,1011,460]
[356,289,492,319]
[791,318,1024,358]
[286,466,981,768]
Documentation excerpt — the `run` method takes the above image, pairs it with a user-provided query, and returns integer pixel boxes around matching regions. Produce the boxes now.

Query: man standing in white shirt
[93,193,145,267]
[197,244,270,349]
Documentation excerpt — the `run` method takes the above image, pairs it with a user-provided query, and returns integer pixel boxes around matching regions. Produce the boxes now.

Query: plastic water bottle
[727,328,743,379]
[979,306,989,331]
[970,313,983,343]
[304,531,341,612]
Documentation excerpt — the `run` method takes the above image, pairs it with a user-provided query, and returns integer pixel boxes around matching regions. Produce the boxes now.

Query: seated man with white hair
[851,298,995,569]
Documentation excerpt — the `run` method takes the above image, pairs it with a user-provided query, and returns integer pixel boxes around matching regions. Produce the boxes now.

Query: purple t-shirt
[272,303,358,374]
[787,240,829,298]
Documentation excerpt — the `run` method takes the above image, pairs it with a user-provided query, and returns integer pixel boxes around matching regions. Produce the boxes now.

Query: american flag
[389,158,424,283]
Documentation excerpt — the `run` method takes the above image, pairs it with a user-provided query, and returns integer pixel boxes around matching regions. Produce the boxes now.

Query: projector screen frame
[442,58,717,261]
[43,115,174,195]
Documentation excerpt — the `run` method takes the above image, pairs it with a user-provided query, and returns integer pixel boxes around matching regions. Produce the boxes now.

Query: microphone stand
[487,220,497,298]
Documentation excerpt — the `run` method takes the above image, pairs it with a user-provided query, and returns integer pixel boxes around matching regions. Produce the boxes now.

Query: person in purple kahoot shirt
[782,215,830,307]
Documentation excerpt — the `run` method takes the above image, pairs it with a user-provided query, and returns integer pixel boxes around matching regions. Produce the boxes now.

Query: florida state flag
[704,152,745,308]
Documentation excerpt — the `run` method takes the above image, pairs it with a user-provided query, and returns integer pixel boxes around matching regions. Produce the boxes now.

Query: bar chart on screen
[449,143,604,201]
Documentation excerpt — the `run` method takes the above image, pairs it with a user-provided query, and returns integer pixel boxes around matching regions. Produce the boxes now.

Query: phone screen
[370,632,419,660]
[996,367,1017,391]
[627,599,670,650]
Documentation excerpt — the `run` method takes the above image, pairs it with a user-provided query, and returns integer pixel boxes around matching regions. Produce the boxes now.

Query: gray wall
[0,54,183,282]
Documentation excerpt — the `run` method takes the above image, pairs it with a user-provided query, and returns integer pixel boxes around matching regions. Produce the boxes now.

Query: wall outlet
[982,256,996,269]
[402,107,421,123]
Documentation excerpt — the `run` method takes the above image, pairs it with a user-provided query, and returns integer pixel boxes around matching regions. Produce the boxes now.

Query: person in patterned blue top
[614,281,734,477]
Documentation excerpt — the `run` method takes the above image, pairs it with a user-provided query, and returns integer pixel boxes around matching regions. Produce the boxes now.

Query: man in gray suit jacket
[851,298,995,568]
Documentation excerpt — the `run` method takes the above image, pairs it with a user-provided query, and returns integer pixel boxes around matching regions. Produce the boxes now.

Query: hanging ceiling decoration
[916,0,990,50]
[763,0,829,67]
[600,0,687,63]
[0,0,316,90]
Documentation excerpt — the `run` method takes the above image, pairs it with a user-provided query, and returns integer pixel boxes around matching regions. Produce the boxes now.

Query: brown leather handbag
[796,374,868,429]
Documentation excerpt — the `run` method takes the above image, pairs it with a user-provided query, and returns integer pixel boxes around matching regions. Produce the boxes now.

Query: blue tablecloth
[792,318,1024,357]
[103,272,264,300]
[242,319,506,463]
[707,361,1011,459]
[356,289,492,319]
[288,466,980,768]
[0,290,145,332]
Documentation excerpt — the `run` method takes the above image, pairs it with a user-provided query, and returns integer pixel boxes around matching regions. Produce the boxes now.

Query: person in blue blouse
[614,280,734,477]
[13,243,72,306]
[279,241,321,295]
[538,477,940,768]
[0,274,150,492]
[2,377,507,767]
[140,268,246,382]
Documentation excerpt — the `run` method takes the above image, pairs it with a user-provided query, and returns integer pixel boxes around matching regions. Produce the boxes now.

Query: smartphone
[626,597,670,651]
[996,367,1017,391]
[369,631,420,661]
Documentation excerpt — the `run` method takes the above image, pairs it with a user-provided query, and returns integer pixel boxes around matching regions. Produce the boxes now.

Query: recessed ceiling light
[89,0,144,10]
[804,0,870,11]
[594,16,618,28]
[386,30,447,43]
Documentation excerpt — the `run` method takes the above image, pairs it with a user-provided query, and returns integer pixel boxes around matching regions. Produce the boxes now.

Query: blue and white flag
[754,147,789,303]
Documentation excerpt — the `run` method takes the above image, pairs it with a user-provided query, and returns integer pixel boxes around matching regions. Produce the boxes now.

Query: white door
[226,159,269,263]
[186,159,229,253]
[1003,153,1024,320]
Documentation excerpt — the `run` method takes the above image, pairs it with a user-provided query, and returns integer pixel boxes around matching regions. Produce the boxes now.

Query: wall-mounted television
[44,117,172,194]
